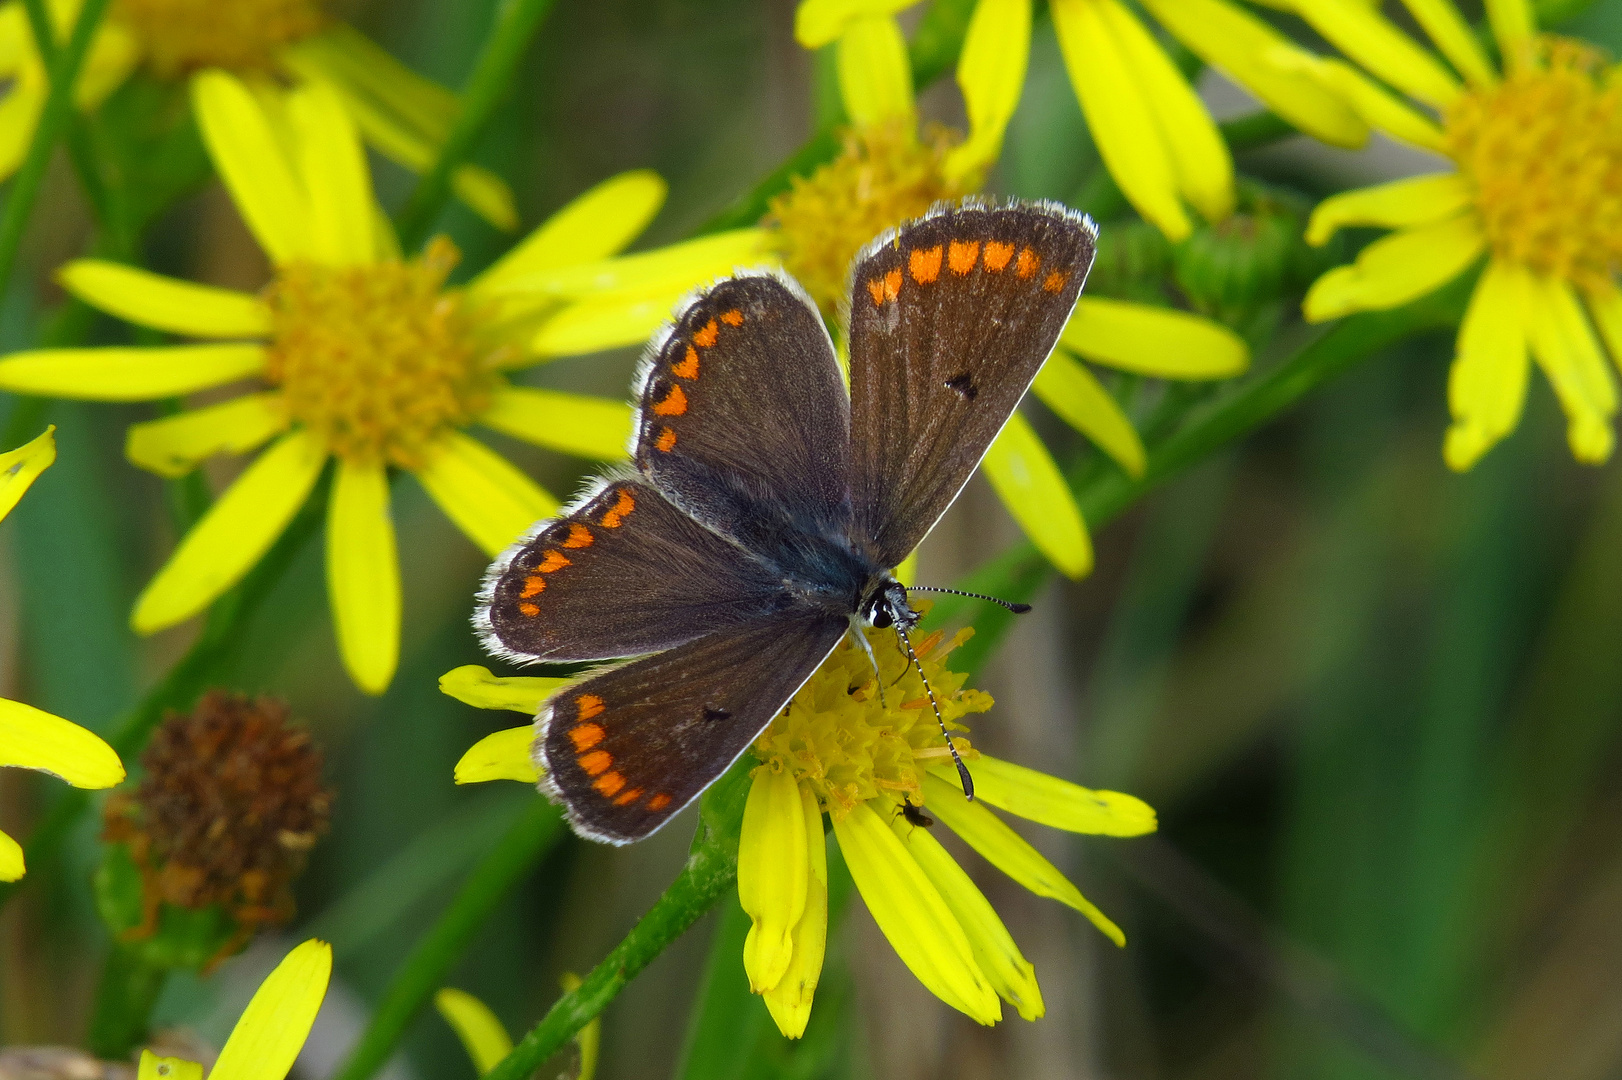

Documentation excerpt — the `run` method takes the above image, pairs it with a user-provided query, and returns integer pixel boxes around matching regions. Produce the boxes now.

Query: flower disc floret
[113,0,326,76]
[265,237,501,469]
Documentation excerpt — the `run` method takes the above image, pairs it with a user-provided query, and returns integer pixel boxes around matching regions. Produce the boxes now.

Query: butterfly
[476,199,1097,844]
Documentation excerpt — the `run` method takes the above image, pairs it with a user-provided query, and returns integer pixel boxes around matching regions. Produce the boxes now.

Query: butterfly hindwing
[479,476,787,664]
[540,608,847,843]
[846,202,1097,566]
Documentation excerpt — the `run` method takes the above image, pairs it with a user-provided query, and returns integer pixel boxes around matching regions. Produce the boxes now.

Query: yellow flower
[435,979,598,1079]
[0,0,520,227]
[1255,0,1622,470]
[778,5,1249,579]
[136,938,331,1080]
[0,70,772,695]
[444,628,1156,1036]
[0,427,125,881]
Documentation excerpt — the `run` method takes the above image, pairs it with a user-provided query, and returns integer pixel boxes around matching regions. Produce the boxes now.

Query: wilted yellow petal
[960,757,1157,836]
[1400,0,1495,86]
[1287,0,1460,107]
[477,171,669,290]
[1305,173,1471,246]
[945,0,1031,181]
[739,767,808,993]
[133,430,327,634]
[1032,352,1145,477]
[763,786,828,1039]
[0,425,53,521]
[454,726,540,785]
[0,344,265,400]
[439,665,566,713]
[893,811,1044,1021]
[126,393,288,478]
[413,432,558,557]
[136,1052,202,1080]
[1274,50,1446,151]
[1528,276,1617,464]
[479,386,632,461]
[481,229,772,301]
[838,16,914,126]
[1303,215,1485,322]
[58,261,272,338]
[288,80,373,266]
[981,412,1092,580]
[1063,297,1248,379]
[795,0,918,48]
[1485,0,1534,66]
[833,800,1001,1023]
[435,988,514,1074]
[0,698,123,788]
[1445,259,1531,471]
[209,939,331,1080]
[924,772,1125,945]
[191,70,311,265]
[326,458,399,695]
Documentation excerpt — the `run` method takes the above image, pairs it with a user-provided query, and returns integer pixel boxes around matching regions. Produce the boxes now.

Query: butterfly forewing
[847,202,1097,567]
[540,609,847,843]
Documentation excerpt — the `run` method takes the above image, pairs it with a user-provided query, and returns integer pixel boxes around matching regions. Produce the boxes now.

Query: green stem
[329,801,566,1080]
[392,0,559,251]
[85,942,167,1060]
[0,0,111,299]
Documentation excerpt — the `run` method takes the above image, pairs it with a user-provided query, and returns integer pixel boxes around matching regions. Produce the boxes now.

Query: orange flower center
[112,0,326,77]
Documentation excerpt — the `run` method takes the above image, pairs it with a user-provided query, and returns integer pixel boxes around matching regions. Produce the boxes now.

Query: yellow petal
[1528,276,1617,464]
[288,79,373,266]
[435,988,514,1074]
[439,665,566,713]
[1286,0,1459,107]
[0,828,20,881]
[76,21,138,111]
[945,0,1032,182]
[476,171,668,291]
[739,767,808,993]
[480,229,772,301]
[960,756,1157,836]
[1140,0,1368,148]
[478,386,632,461]
[894,550,917,586]
[795,0,918,48]
[1097,0,1233,223]
[1304,172,1471,246]
[832,801,1001,1023]
[58,261,272,338]
[838,16,914,126]
[893,811,1044,1021]
[1051,0,1188,240]
[0,425,54,521]
[1586,283,1622,383]
[126,393,288,478]
[0,79,46,182]
[133,430,327,634]
[0,697,124,788]
[1485,0,1534,67]
[981,412,1092,580]
[1273,50,1446,151]
[454,726,540,785]
[923,772,1125,945]
[1444,259,1531,471]
[137,1052,203,1080]
[191,69,311,265]
[209,939,331,1080]
[1302,214,1485,322]
[530,288,691,358]
[762,786,828,1039]
[1399,0,1496,87]
[1032,352,1145,477]
[1063,297,1248,378]
[326,458,399,695]
[0,344,266,400]
[413,432,557,557]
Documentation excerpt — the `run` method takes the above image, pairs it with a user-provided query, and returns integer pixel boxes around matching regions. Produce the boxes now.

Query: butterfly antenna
[895,625,973,800]
[851,626,888,707]
[906,585,1032,614]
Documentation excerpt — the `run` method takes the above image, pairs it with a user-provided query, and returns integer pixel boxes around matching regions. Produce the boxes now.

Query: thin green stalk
[85,942,167,1060]
[329,800,566,1080]
[393,0,559,251]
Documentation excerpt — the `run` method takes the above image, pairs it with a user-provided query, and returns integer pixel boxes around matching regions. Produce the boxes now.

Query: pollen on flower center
[1444,37,1622,289]
[113,0,326,76]
[752,619,993,819]
[265,237,501,470]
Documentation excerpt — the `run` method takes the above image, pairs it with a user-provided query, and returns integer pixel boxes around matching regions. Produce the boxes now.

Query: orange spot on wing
[983,241,1014,272]
[655,426,677,452]
[647,793,672,812]
[693,319,719,348]
[909,245,943,284]
[538,550,570,573]
[867,277,887,306]
[883,267,902,301]
[518,602,540,617]
[652,384,688,417]
[1016,247,1040,278]
[569,723,604,751]
[614,787,644,806]
[594,770,627,797]
[600,489,636,528]
[672,346,700,379]
[579,750,613,776]
[520,575,545,599]
[948,240,980,275]
[1043,269,1069,293]
[720,309,744,326]
[562,523,594,549]
[576,694,605,720]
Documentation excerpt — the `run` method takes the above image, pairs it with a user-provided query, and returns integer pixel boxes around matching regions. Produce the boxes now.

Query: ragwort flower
[0,70,772,694]
[0,427,125,881]
[780,1,1248,579]
[1261,0,1622,469]
[443,623,1156,1036]
[0,0,516,226]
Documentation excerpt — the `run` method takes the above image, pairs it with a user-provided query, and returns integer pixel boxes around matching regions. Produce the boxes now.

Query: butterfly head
[859,578,919,632]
